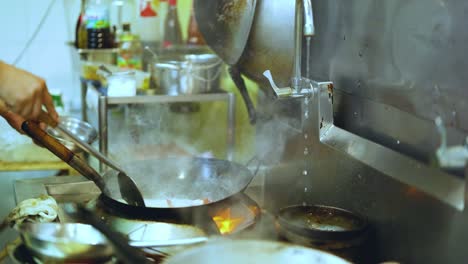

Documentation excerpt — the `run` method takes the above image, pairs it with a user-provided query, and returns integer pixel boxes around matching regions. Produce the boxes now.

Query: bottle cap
[169,0,177,6]
[122,23,131,32]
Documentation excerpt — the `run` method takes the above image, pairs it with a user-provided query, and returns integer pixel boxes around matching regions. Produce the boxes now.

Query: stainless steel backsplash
[256,0,468,263]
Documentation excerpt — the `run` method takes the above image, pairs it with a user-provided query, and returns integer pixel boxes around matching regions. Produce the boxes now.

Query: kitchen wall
[258,0,468,263]
[0,0,80,110]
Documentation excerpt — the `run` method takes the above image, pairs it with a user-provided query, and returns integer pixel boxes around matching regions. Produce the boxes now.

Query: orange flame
[212,208,244,235]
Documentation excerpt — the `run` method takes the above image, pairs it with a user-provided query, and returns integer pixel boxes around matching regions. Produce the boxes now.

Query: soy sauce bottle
[85,0,113,49]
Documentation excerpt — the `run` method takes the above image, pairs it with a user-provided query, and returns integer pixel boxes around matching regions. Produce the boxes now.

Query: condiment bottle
[85,0,113,49]
[161,0,182,49]
[75,0,87,48]
[187,1,205,46]
[117,23,143,70]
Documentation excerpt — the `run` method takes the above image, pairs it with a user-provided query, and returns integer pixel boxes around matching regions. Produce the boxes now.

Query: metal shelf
[96,93,236,171]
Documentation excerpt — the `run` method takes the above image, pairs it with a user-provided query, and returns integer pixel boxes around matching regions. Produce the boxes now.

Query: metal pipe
[81,79,88,121]
[292,0,304,92]
[106,93,230,105]
[303,0,315,37]
[227,93,236,161]
[98,96,108,172]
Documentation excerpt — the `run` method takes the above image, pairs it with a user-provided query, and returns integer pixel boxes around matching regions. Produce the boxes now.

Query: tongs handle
[21,120,107,191]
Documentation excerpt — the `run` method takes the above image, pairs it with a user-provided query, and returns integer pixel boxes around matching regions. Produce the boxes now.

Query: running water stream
[302,96,311,206]
[302,38,312,205]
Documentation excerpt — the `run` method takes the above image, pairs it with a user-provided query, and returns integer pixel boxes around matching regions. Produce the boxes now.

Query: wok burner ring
[87,192,262,246]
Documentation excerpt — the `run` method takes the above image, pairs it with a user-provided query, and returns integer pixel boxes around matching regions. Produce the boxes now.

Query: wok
[194,0,297,123]
[100,157,258,210]
[194,0,258,124]
[19,116,259,218]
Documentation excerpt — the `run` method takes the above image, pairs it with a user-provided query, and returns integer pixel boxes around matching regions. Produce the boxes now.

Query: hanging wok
[194,0,296,124]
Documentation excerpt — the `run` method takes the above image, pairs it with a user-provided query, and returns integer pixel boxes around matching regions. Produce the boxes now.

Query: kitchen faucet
[263,0,332,99]
[435,116,468,169]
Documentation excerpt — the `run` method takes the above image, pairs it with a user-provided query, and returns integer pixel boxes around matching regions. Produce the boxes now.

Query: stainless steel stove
[12,175,275,263]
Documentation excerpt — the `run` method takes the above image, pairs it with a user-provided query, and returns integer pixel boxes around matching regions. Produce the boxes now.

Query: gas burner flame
[212,208,245,235]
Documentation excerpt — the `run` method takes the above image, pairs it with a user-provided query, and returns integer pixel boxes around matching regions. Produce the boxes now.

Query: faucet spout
[435,116,468,169]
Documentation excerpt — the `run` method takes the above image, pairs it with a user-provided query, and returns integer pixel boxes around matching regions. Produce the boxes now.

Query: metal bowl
[46,116,98,152]
[18,222,113,262]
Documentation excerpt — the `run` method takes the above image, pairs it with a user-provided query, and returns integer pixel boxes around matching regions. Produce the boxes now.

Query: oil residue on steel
[217,0,247,23]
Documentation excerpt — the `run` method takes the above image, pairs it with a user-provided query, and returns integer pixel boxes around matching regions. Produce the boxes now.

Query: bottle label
[85,6,110,29]
[117,55,143,70]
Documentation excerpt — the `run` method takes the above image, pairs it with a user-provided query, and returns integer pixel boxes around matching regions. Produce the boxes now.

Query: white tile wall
[0,0,81,110]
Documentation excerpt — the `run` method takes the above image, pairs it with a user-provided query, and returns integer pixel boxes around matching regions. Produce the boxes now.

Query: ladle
[36,110,145,207]
[0,99,145,207]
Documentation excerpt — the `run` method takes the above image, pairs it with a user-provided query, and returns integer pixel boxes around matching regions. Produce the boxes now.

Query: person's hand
[0,61,58,133]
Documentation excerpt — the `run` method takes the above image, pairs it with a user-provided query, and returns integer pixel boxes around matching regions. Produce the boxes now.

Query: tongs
[0,99,145,207]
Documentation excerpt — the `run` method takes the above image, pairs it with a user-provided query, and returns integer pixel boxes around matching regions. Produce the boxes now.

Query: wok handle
[228,66,257,124]
[21,121,107,191]
[245,156,262,176]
